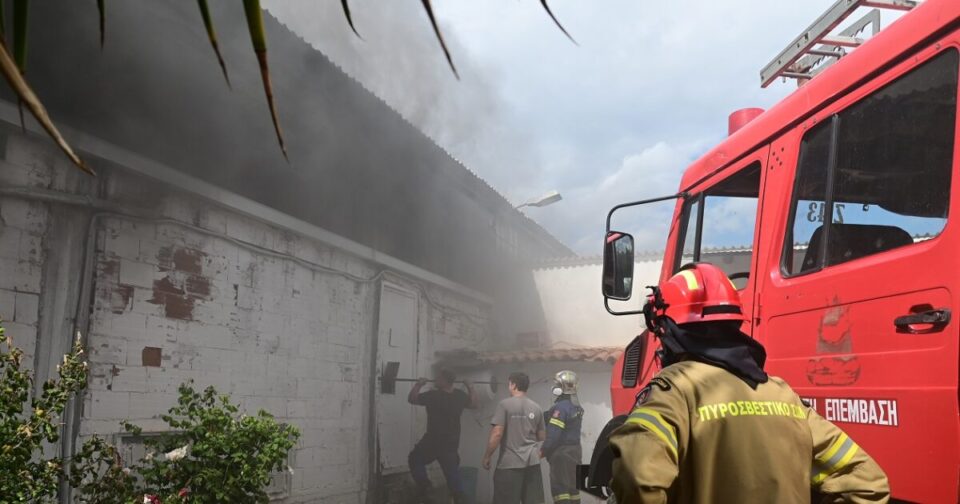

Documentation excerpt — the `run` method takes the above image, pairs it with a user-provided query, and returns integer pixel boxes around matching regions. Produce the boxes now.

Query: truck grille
[621,335,643,388]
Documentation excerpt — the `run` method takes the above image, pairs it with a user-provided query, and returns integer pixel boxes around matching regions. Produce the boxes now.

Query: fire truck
[583,0,960,501]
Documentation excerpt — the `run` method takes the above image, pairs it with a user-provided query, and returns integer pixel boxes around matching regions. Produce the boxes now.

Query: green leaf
[419,0,458,79]
[196,0,230,88]
[242,0,287,160]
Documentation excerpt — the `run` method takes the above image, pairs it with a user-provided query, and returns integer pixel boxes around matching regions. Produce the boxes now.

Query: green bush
[0,322,88,502]
[0,319,300,503]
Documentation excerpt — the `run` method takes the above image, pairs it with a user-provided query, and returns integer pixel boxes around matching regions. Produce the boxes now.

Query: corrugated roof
[478,347,623,365]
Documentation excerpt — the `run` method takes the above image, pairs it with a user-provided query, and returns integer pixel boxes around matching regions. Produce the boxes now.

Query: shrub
[0,322,87,502]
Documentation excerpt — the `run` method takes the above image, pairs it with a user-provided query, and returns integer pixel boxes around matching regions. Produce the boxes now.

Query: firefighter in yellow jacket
[609,263,889,504]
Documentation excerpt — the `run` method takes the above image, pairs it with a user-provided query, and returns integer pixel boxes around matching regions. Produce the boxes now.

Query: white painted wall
[532,260,663,349]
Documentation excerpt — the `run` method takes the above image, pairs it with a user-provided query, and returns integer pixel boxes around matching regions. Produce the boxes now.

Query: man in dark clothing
[408,368,478,504]
[542,370,583,503]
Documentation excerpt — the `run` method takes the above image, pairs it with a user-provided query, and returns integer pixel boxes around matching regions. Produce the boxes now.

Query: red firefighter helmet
[644,263,744,328]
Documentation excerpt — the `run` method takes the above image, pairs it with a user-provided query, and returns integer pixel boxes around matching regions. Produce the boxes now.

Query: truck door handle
[894,309,951,334]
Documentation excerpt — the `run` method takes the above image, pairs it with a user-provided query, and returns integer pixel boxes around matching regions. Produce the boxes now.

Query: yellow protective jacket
[609,360,889,504]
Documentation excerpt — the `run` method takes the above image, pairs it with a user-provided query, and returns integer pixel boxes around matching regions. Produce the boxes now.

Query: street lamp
[515,190,562,210]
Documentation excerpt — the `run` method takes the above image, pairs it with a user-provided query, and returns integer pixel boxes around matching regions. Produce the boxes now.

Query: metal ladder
[760,0,920,88]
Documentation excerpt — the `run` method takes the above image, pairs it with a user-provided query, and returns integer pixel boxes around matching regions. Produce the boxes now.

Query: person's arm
[463,380,479,410]
[807,408,889,503]
[407,378,428,405]
[483,400,507,470]
[536,407,547,443]
[541,407,564,459]
[483,425,504,470]
[609,376,688,504]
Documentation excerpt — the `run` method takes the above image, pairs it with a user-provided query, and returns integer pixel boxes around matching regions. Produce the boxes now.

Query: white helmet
[552,370,578,396]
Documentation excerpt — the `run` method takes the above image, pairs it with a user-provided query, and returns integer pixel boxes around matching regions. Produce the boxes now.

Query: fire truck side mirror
[603,231,635,300]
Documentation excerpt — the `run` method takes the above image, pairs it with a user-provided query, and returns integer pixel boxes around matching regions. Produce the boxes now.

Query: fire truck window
[678,198,699,267]
[829,49,957,266]
[675,162,761,289]
[784,49,958,276]
[784,121,832,275]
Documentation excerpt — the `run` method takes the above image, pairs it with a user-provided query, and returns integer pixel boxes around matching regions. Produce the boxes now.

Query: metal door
[376,283,420,474]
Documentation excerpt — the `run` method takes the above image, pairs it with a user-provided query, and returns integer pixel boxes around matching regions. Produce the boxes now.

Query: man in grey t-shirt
[482,371,546,503]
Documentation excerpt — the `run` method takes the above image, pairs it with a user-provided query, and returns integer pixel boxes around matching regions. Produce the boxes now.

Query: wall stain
[111,284,134,314]
[157,245,204,274]
[148,246,212,321]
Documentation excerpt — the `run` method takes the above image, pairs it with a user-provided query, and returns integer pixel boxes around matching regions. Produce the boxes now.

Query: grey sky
[264,0,904,255]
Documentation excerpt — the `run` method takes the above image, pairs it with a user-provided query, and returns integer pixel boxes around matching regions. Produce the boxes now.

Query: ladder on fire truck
[761,0,920,88]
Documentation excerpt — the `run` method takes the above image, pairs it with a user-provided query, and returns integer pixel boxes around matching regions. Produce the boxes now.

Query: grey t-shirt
[491,395,545,469]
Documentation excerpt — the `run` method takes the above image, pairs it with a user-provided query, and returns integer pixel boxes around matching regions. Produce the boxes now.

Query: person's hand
[462,379,473,388]
[416,377,429,387]
[482,454,492,470]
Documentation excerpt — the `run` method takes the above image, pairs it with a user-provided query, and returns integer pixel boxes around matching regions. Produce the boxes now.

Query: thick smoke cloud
[263,0,546,205]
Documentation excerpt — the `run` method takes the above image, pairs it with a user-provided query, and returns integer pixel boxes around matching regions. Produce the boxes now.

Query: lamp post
[515,190,562,210]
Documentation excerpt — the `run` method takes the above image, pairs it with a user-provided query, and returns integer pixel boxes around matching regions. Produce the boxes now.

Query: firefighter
[609,263,890,504]
[542,370,584,503]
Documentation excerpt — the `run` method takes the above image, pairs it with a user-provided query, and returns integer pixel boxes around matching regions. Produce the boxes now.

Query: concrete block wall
[0,133,495,503]
[0,195,45,370]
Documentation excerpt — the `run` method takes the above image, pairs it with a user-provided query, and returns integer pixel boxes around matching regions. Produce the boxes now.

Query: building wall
[532,260,662,349]
[0,133,492,503]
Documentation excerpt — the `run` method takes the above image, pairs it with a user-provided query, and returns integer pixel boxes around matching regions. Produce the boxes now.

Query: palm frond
[0,2,6,40]
[13,0,28,130]
[340,0,361,38]
[197,0,231,88]
[243,0,287,160]
[13,0,26,72]
[97,0,105,48]
[420,0,458,79]
[540,0,577,45]
[0,41,92,174]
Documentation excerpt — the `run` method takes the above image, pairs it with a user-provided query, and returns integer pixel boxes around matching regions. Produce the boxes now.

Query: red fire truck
[584,0,960,501]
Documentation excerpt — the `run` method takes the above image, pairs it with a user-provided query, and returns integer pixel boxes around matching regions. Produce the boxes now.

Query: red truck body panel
[609,1,960,501]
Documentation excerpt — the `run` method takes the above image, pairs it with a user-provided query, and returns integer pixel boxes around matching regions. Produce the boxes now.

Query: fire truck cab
[590,0,960,501]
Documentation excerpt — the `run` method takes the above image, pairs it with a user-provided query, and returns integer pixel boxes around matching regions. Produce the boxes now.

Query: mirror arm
[606,192,687,232]
[604,297,645,317]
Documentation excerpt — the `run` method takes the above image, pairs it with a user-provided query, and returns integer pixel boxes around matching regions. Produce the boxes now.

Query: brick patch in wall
[145,246,213,321]
[142,346,162,367]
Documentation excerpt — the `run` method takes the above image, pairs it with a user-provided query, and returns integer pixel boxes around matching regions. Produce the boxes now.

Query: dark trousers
[547,445,581,501]
[408,439,463,496]
[493,465,544,504]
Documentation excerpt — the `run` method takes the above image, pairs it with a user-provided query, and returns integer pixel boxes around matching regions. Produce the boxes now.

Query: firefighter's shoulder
[634,362,698,405]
